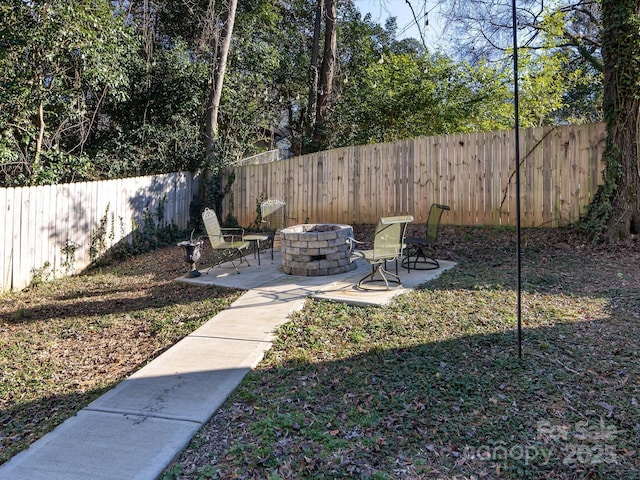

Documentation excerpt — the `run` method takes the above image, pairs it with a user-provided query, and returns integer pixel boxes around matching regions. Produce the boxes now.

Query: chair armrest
[220,227,245,242]
[220,227,244,234]
[346,237,367,254]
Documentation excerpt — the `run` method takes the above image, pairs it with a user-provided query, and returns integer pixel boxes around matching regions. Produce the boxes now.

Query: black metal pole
[512,0,523,359]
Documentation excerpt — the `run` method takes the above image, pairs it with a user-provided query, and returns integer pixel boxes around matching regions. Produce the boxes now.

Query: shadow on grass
[2,244,242,325]
[4,281,238,325]
[183,316,639,480]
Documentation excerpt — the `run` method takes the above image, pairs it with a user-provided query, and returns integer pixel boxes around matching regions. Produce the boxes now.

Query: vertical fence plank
[48,183,60,278]
[18,187,32,288]
[458,133,469,224]
[498,130,507,225]
[545,127,560,226]
[475,132,484,224]
[350,147,360,224]
[522,127,534,227]
[569,128,581,223]
[412,138,424,222]
[588,123,606,202]
[390,142,399,215]
[10,188,22,289]
[360,146,372,222]
[51,185,63,278]
[488,132,499,224]
[372,146,381,217]
[336,149,347,224]
[34,185,47,275]
[477,131,487,225]
[559,127,573,224]
[541,127,553,226]
[424,136,436,220]
[431,134,443,211]
[0,188,11,291]
[468,133,477,225]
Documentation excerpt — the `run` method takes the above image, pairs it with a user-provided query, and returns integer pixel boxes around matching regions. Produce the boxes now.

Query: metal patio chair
[402,203,449,271]
[348,215,413,290]
[259,198,297,260]
[201,208,250,274]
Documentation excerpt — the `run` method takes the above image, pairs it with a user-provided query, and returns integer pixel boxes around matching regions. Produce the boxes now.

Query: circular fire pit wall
[280,224,356,276]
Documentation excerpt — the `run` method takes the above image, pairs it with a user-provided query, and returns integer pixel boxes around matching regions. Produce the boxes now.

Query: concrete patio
[178,250,456,307]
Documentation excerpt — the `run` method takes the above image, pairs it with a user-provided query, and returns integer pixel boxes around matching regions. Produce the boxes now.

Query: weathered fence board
[222,123,607,229]
[1,172,198,292]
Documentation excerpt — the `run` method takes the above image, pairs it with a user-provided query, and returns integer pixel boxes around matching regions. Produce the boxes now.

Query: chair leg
[229,249,250,274]
[356,264,401,290]
[205,249,250,275]
[402,245,439,271]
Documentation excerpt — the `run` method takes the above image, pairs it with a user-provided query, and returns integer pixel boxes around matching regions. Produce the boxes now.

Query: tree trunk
[201,0,237,210]
[313,0,336,145]
[205,0,237,161]
[583,0,640,241]
[34,101,45,177]
[307,0,324,134]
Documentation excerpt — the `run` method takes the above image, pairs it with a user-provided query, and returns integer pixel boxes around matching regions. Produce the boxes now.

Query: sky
[352,0,445,49]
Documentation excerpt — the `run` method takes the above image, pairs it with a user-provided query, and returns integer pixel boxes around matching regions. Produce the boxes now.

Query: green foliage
[536,7,603,124]
[328,51,513,147]
[579,0,640,241]
[579,142,622,241]
[205,170,238,227]
[247,193,268,231]
[0,0,135,186]
[89,200,183,267]
[515,49,571,128]
[90,205,112,263]
[29,262,51,288]
[0,0,606,189]
[60,239,80,274]
[94,39,209,178]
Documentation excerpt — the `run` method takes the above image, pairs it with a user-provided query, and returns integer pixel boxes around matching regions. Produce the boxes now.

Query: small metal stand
[178,231,203,278]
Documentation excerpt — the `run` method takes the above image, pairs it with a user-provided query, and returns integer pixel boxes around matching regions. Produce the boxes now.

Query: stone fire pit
[279,224,356,276]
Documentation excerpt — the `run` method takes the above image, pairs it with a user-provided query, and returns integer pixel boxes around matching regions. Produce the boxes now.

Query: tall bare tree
[313,0,337,144]
[307,0,324,135]
[200,0,238,209]
[205,0,237,165]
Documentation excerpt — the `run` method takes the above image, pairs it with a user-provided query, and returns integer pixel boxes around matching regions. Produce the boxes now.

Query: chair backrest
[260,198,288,231]
[373,215,413,260]
[202,208,225,248]
[425,204,450,243]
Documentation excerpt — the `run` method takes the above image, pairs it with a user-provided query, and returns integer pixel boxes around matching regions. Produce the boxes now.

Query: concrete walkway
[0,253,455,480]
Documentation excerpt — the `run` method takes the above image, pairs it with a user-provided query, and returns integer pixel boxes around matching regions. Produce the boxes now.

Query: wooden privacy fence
[1,172,198,292]
[223,123,606,228]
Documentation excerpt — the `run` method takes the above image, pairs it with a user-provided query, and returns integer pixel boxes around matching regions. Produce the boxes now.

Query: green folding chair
[201,208,250,274]
[349,215,413,290]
